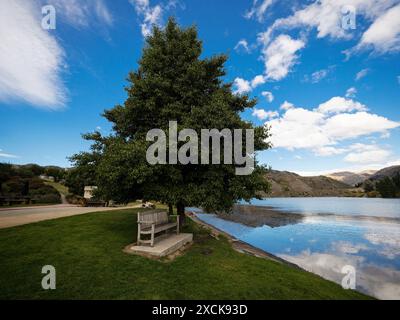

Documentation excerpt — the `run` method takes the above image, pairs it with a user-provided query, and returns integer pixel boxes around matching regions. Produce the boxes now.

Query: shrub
[33,194,61,204]
[66,193,84,205]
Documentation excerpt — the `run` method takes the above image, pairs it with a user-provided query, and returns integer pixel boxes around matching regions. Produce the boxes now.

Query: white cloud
[355,68,370,81]
[0,149,18,159]
[345,87,357,98]
[322,111,398,140]
[266,97,400,154]
[46,0,113,28]
[245,0,274,22]
[233,75,266,94]
[233,78,251,94]
[261,91,274,103]
[295,159,400,176]
[94,0,114,26]
[344,143,391,164]
[310,69,328,83]
[262,34,305,81]
[130,0,163,37]
[314,146,348,157]
[258,0,400,63]
[280,101,294,110]
[316,96,366,114]
[397,75,400,84]
[251,75,267,88]
[234,39,250,53]
[353,3,400,54]
[261,0,397,42]
[0,0,66,108]
[252,108,279,120]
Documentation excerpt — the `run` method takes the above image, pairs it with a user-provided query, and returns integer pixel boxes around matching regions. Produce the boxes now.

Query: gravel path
[0,204,139,229]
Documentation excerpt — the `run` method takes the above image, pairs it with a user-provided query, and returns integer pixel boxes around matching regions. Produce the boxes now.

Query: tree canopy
[69,18,271,214]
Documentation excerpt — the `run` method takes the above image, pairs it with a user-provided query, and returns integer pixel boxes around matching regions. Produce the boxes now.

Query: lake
[191,197,400,300]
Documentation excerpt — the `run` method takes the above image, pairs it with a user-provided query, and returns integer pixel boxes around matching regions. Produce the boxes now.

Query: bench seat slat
[137,210,180,247]
[140,222,177,234]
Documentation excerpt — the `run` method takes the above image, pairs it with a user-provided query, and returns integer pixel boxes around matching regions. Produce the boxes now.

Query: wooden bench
[137,210,179,247]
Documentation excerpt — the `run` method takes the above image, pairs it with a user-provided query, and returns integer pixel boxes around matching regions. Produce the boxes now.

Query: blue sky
[0,0,399,175]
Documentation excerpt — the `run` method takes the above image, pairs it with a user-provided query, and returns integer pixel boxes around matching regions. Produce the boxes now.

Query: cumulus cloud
[314,146,348,157]
[245,0,274,22]
[261,0,397,42]
[233,75,266,94]
[317,96,366,114]
[258,0,400,62]
[265,97,400,156]
[252,108,279,120]
[251,75,267,88]
[233,78,251,94]
[0,0,66,109]
[280,101,294,110]
[344,144,391,164]
[352,3,400,54]
[130,0,163,37]
[261,91,274,103]
[262,34,305,81]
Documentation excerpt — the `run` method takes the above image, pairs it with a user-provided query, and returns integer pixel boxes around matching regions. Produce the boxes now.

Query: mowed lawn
[0,208,371,300]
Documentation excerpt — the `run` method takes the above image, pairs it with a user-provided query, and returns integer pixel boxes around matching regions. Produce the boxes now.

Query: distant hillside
[368,166,400,182]
[326,171,374,186]
[265,170,355,197]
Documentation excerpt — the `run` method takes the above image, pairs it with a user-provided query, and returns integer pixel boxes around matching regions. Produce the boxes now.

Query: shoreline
[186,210,303,270]
[221,204,400,227]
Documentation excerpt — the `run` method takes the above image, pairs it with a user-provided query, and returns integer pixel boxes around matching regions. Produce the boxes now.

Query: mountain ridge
[265,170,357,197]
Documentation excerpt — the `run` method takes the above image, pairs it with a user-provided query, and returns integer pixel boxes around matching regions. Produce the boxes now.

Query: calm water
[192,197,400,299]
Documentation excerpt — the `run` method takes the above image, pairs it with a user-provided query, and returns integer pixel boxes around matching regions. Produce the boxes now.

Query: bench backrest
[138,210,169,225]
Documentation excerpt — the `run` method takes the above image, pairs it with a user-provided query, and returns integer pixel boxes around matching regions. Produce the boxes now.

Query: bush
[33,194,61,204]
[3,178,24,194]
[376,177,397,198]
[367,191,380,198]
[66,193,85,205]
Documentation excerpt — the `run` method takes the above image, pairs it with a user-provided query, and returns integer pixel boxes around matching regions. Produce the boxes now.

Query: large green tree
[70,19,271,215]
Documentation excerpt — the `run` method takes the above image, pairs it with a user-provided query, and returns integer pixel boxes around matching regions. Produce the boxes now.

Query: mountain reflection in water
[190,197,400,300]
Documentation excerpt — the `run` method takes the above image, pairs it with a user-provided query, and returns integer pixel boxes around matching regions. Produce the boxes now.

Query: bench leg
[151,224,155,247]
[137,224,141,245]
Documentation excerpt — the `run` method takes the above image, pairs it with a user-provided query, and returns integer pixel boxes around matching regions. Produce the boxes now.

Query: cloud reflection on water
[195,207,400,300]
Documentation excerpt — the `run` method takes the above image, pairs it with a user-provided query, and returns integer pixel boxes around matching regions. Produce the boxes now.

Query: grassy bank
[44,181,69,196]
[0,208,370,300]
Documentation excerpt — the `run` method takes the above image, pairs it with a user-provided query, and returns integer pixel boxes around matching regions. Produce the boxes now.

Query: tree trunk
[168,203,173,215]
[176,202,186,225]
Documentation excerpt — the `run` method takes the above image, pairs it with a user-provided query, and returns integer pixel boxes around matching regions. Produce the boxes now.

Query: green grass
[0,208,371,300]
[44,181,69,196]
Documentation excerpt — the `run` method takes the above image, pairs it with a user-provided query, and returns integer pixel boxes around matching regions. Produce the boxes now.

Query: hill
[326,170,375,186]
[0,163,64,205]
[265,170,356,197]
[368,165,400,182]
